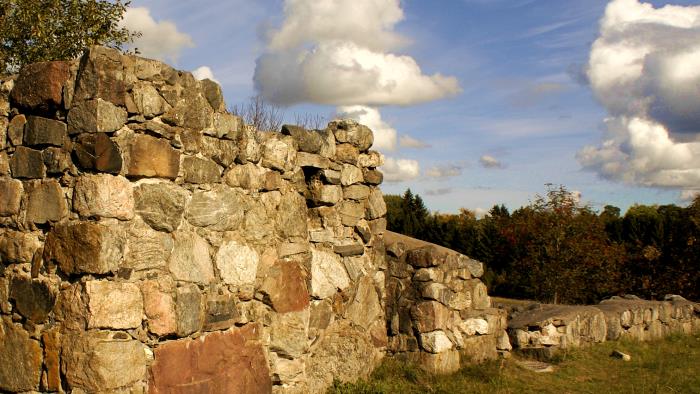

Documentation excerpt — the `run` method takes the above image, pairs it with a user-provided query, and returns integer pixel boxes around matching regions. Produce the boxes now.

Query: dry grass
[328,333,700,394]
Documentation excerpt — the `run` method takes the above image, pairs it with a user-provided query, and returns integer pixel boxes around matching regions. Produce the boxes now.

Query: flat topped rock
[508,304,604,330]
[516,360,554,373]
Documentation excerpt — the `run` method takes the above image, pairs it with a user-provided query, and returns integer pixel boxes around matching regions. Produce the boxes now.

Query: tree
[230,94,285,132]
[0,0,140,72]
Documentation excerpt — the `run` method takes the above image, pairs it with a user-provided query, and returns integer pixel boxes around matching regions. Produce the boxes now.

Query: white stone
[310,248,350,299]
[86,281,143,329]
[421,330,453,353]
[168,231,214,284]
[73,174,134,220]
[460,318,489,336]
[340,164,363,186]
[216,240,259,287]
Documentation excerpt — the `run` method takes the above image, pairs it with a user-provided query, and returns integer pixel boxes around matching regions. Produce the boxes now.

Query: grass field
[328,333,700,394]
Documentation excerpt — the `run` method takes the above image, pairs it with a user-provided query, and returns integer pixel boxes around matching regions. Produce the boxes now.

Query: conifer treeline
[385,186,700,304]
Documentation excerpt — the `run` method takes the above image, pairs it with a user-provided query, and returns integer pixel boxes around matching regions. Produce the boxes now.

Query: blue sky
[125,0,700,215]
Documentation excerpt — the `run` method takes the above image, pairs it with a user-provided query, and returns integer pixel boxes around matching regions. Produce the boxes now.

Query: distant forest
[384,186,700,304]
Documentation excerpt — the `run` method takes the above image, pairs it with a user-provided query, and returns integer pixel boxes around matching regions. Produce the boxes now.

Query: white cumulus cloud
[578,0,700,189]
[381,157,420,183]
[120,7,194,64]
[192,66,219,84]
[254,0,461,107]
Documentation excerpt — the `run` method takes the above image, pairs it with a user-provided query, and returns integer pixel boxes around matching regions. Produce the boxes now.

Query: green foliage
[0,0,140,72]
[384,185,700,303]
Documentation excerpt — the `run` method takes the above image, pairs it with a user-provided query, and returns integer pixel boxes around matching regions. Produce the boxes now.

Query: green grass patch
[328,334,700,394]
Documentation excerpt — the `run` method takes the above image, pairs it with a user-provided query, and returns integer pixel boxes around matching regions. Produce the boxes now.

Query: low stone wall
[0,46,388,393]
[508,296,700,357]
[384,231,511,374]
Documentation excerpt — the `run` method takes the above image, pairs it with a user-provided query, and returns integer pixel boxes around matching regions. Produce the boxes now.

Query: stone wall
[383,231,511,374]
[0,46,388,393]
[508,296,700,358]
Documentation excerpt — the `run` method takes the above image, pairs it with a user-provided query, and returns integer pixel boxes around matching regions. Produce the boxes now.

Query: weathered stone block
[23,116,67,146]
[10,146,46,179]
[73,46,129,107]
[86,280,143,329]
[260,261,309,313]
[420,330,454,353]
[9,277,56,323]
[149,324,271,393]
[338,200,364,227]
[276,192,308,239]
[0,178,22,216]
[42,330,61,391]
[204,292,239,331]
[297,151,330,168]
[0,317,43,392]
[216,240,259,287]
[62,331,146,391]
[169,230,214,284]
[132,82,167,118]
[357,151,383,168]
[459,334,498,362]
[282,124,323,153]
[162,94,214,131]
[134,182,188,232]
[310,248,350,299]
[334,244,365,257]
[335,143,359,164]
[466,279,490,310]
[310,183,342,205]
[182,156,221,184]
[261,135,296,171]
[213,112,242,140]
[186,186,246,231]
[201,136,238,167]
[363,168,383,185]
[7,115,26,146]
[73,174,134,220]
[329,120,373,151]
[68,98,127,134]
[270,309,310,359]
[344,184,370,200]
[124,217,173,271]
[175,284,203,337]
[42,147,72,174]
[10,61,71,113]
[345,276,382,329]
[366,188,387,219]
[406,246,442,268]
[419,349,460,375]
[0,230,41,264]
[44,222,125,275]
[412,301,451,333]
[25,179,68,224]
[73,132,123,173]
[141,280,177,336]
[200,79,225,111]
[127,134,180,179]
[341,164,364,186]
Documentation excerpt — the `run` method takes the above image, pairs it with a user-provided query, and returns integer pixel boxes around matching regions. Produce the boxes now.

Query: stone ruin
[383,231,510,373]
[507,296,700,358]
[1,46,697,394]
[0,46,508,393]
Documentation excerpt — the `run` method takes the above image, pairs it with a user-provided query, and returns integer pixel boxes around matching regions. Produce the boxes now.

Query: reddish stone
[10,61,71,113]
[260,261,309,313]
[149,324,272,394]
[127,134,180,179]
[42,330,61,392]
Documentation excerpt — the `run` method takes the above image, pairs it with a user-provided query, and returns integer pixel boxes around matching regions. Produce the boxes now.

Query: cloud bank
[120,7,194,64]
[254,0,462,184]
[479,155,504,169]
[578,0,700,190]
[254,0,460,107]
[192,66,219,84]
